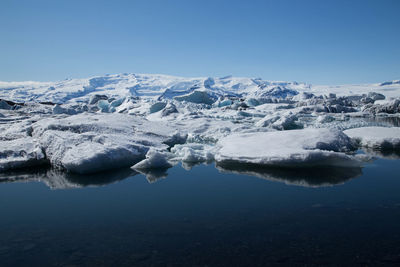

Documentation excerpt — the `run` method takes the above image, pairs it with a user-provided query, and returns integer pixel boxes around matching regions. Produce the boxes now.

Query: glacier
[0,73,399,183]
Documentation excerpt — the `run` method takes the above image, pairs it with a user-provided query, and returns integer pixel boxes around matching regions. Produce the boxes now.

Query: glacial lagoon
[0,156,400,266]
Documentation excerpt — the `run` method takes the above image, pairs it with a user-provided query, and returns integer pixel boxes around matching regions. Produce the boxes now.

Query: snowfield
[0,73,399,185]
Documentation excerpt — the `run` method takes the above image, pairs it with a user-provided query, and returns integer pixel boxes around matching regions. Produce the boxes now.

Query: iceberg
[344,127,400,150]
[132,148,173,170]
[31,113,176,173]
[174,90,216,105]
[215,128,365,167]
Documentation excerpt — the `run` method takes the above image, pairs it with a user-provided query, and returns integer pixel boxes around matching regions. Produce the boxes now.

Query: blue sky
[1,0,399,84]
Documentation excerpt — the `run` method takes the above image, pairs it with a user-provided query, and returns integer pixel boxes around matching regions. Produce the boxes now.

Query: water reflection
[216,162,363,187]
[0,167,138,189]
[134,168,169,183]
[0,160,369,189]
[362,148,400,160]
[371,116,400,127]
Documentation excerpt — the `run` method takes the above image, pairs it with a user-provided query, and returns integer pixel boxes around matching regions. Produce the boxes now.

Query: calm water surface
[0,157,400,266]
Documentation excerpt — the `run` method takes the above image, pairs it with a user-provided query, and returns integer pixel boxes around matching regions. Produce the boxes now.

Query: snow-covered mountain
[1,73,399,104]
[0,73,309,104]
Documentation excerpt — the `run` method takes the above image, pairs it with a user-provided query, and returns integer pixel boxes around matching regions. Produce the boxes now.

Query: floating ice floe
[215,128,367,167]
[344,127,400,150]
[31,113,177,173]
[132,148,173,170]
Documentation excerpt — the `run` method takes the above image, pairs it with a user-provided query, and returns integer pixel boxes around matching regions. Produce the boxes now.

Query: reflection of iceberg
[135,168,169,183]
[361,147,400,160]
[0,167,138,189]
[216,162,363,187]
[369,116,400,127]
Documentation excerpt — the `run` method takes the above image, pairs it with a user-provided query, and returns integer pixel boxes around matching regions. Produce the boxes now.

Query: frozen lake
[0,157,400,266]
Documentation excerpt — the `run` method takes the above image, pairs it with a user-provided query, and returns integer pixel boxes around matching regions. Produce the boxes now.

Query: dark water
[1,158,400,266]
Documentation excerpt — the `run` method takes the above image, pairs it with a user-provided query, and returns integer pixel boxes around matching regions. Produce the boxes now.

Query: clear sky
[1,0,399,84]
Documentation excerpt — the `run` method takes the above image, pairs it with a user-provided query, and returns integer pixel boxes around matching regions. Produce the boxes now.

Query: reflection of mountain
[0,168,138,189]
[216,162,363,187]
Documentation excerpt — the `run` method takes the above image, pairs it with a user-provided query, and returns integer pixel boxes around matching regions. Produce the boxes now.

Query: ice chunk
[271,112,301,130]
[0,99,12,110]
[174,90,215,105]
[89,94,108,105]
[215,128,363,167]
[217,99,233,107]
[61,140,143,174]
[149,102,167,113]
[251,86,298,100]
[31,113,176,173]
[255,114,280,127]
[344,127,400,150]
[114,97,136,113]
[97,100,110,112]
[255,111,301,130]
[161,102,178,116]
[132,148,172,170]
[292,92,315,101]
[110,98,125,108]
[245,98,260,107]
[368,92,385,101]
[171,144,215,163]
[363,99,400,114]
[0,138,47,171]
[52,104,78,115]
[163,132,188,147]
